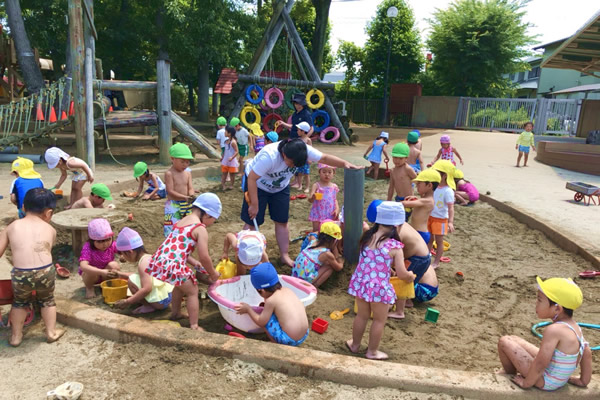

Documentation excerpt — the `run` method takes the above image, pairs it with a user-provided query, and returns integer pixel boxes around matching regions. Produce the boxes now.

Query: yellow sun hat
[536,276,583,310]
[413,168,441,183]
[320,221,342,239]
[454,169,464,179]
[433,160,456,190]
[249,123,264,137]
[11,157,41,179]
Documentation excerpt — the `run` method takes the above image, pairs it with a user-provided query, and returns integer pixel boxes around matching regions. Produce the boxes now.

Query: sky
[329,0,600,57]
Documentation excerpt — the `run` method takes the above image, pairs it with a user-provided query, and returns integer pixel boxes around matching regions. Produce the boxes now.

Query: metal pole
[68,0,86,160]
[157,59,172,165]
[381,19,393,126]
[343,168,365,264]
[85,47,94,171]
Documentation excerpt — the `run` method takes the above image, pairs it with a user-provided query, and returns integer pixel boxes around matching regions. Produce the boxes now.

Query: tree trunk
[311,0,331,78]
[196,59,209,121]
[188,82,195,116]
[5,0,44,94]
[212,91,219,117]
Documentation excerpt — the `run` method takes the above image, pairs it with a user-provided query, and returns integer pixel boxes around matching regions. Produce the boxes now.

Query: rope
[98,79,126,166]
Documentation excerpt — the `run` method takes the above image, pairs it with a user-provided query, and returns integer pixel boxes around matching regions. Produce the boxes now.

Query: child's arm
[187,171,194,196]
[320,251,343,272]
[54,168,68,189]
[513,327,559,389]
[131,179,145,197]
[448,202,455,233]
[401,197,429,209]
[417,150,424,168]
[387,174,395,201]
[144,174,160,198]
[453,148,464,165]
[164,170,190,201]
[382,146,390,162]
[235,298,275,327]
[116,262,152,308]
[194,226,219,281]
[10,193,17,206]
[307,137,312,146]
[221,233,237,261]
[431,148,442,164]
[229,141,239,162]
[308,182,319,203]
[67,158,94,183]
[405,163,417,179]
[530,136,536,152]
[391,247,415,283]
[80,260,115,278]
[333,197,340,218]
[569,344,592,387]
[363,143,374,158]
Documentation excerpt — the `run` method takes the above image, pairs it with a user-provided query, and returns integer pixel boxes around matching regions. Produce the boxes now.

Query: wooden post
[157,59,172,165]
[170,111,220,159]
[68,0,86,160]
[85,47,94,170]
[93,80,158,91]
[343,169,364,264]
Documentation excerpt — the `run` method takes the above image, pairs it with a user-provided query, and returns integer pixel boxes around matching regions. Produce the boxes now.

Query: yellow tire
[241,106,261,127]
[306,88,325,109]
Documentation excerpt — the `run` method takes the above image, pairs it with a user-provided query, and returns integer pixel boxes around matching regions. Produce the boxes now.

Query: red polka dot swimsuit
[146,223,205,286]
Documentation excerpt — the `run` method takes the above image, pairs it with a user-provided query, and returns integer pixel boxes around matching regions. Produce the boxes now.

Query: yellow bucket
[433,240,451,251]
[390,276,415,299]
[216,259,237,280]
[100,279,128,305]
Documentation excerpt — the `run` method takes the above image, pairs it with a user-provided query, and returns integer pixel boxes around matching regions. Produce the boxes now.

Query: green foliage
[335,40,364,98]
[171,83,188,112]
[469,105,530,128]
[426,0,534,96]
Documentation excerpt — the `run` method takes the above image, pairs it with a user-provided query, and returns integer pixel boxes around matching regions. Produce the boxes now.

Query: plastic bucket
[216,259,237,280]
[0,279,13,305]
[390,276,415,299]
[100,279,128,304]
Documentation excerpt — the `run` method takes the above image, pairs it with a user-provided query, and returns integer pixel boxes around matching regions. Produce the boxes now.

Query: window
[518,71,525,82]
[529,67,540,79]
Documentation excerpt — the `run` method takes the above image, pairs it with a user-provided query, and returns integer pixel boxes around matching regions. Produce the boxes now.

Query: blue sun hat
[250,262,280,289]
[366,199,383,223]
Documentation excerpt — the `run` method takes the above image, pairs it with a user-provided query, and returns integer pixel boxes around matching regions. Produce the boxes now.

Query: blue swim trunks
[406,254,431,284]
[300,232,319,251]
[266,313,309,346]
[417,230,431,245]
[414,283,439,302]
[146,187,167,199]
[394,196,412,222]
[296,163,310,175]
[157,292,172,308]
[409,163,421,173]
[518,145,530,154]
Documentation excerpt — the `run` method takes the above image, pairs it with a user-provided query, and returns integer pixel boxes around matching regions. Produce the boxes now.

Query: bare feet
[190,325,205,331]
[303,188,309,194]
[345,339,360,353]
[9,332,23,347]
[388,310,405,319]
[85,287,97,299]
[515,164,520,168]
[432,262,440,270]
[280,254,295,268]
[169,313,189,321]
[366,350,389,360]
[47,328,66,343]
[133,305,157,314]
[405,299,414,308]
[290,182,300,189]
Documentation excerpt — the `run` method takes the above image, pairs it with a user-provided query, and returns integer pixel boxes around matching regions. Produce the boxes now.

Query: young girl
[453,169,479,206]
[364,132,389,179]
[45,147,94,208]
[146,193,221,330]
[308,163,340,231]
[515,121,536,167]
[249,124,266,154]
[431,135,463,166]
[221,126,239,190]
[265,131,279,146]
[345,201,415,360]
[78,218,120,299]
[127,161,167,200]
[113,227,174,314]
[292,221,343,288]
[497,277,592,391]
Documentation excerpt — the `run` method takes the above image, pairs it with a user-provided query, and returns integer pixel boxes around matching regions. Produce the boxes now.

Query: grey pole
[343,168,365,264]
[381,7,398,126]
[85,47,95,171]
[157,59,172,165]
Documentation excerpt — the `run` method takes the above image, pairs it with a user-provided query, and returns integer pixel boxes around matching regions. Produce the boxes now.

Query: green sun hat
[230,117,240,127]
[91,183,113,201]
[216,116,227,126]
[407,131,419,144]
[391,142,410,158]
[169,143,194,160]
[133,161,148,178]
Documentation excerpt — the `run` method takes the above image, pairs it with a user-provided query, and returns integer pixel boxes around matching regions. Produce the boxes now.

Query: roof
[540,10,600,75]
[532,37,567,50]
[214,68,238,94]
[517,80,538,90]
[552,83,600,95]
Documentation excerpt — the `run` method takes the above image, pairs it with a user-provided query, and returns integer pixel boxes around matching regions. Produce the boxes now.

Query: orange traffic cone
[109,106,113,112]
[49,107,57,123]
[69,101,74,116]
[36,103,44,121]
[61,111,68,120]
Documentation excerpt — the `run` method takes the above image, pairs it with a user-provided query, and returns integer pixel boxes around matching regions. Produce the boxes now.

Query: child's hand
[448,222,455,233]
[106,270,118,279]
[384,158,389,163]
[235,302,251,314]
[87,176,94,183]
[568,377,587,387]
[221,252,228,261]
[404,196,418,201]
[209,270,220,282]
[114,299,128,309]
[229,157,235,162]
[511,374,528,389]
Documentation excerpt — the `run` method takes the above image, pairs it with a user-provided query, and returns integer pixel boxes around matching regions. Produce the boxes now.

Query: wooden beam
[68,0,87,161]
[81,0,97,40]
[170,111,220,159]
[92,80,158,91]
[237,74,335,89]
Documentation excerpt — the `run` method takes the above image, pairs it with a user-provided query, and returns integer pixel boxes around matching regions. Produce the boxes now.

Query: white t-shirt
[236,127,249,145]
[431,185,454,219]
[248,142,323,193]
[216,128,227,148]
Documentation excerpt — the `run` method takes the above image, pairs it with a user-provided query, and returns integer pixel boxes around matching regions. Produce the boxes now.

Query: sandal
[297,194,307,199]
[290,195,297,200]
[440,256,451,263]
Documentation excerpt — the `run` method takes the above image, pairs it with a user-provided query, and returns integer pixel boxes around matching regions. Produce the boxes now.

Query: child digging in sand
[363,131,389,179]
[71,183,114,209]
[0,188,64,346]
[126,162,167,200]
[10,157,44,218]
[164,143,195,237]
[387,143,417,221]
[45,147,94,209]
[235,262,309,346]
[497,277,592,391]
[221,229,268,276]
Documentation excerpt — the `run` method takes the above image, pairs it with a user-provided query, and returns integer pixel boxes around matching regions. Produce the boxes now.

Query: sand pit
[44,171,600,372]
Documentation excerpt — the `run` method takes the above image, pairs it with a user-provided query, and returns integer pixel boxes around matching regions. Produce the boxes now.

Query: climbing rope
[97,80,126,166]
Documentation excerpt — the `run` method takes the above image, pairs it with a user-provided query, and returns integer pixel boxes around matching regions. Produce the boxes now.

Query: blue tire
[312,110,330,133]
[245,84,264,105]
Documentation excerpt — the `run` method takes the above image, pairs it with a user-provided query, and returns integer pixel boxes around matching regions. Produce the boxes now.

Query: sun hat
[217,116,227,126]
[380,131,389,139]
[407,131,419,144]
[366,199,383,223]
[115,227,144,251]
[296,121,311,133]
[536,276,583,310]
[413,168,441,183]
[375,201,405,226]
[91,183,113,201]
[249,123,264,136]
[391,143,410,158]
[238,233,265,266]
[292,93,307,106]
[454,169,464,179]
[11,157,41,179]
[192,192,222,219]
[250,262,280,289]
[413,129,421,137]
[133,161,148,178]
[230,117,241,127]
[169,143,194,160]
[44,147,70,169]
[320,221,342,239]
[440,134,451,144]
[318,163,335,170]
[266,131,279,142]
[433,160,456,190]
[88,218,113,241]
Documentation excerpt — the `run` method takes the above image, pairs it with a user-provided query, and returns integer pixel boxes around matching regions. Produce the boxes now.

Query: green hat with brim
[407,131,419,144]
[217,116,227,126]
[133,161,148,178]
[91,183,113,201]
[391,143,410,158]
[169,143,194,160]
[230,117,240,127]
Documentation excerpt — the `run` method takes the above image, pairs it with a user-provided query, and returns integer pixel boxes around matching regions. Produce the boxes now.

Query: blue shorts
[414,283,439,302]
[241,177,290,225]
[406,254,431,284]
[418,230,431,245]
[300,232,319,251]
[156,292,172,308]
[518,145,530,154]
[296,163,310,175]
[394,196,412,222]
[265,313,309,346]
[146,188,167,199]
[409,163,421,173]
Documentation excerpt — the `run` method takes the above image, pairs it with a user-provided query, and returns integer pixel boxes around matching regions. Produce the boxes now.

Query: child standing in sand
[215,116,227,156]
[235,262,309,346]
[515,121,536,167]
[453,169,479,206]
[147,193,221,330]
[364,132,390,179]
[308,163,339,231]
[498,277,592,391]
[430,135,463,166]
[164,143,195,237]
[429,161,456,269]
[221,126,239,191]
[10,157,44,218]
[0,188,64,346]
[45,147,94,209]
[125,162,167,200]
[400,169,440,245]
[346,201,414,360]
[406,131,424,174]
[221,229,268,276]
[387,143,417,221]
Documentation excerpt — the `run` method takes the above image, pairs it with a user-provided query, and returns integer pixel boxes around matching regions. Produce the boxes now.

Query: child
[498,277,592,391]
[249,123,266,154]
[79,218,121,298]
[292,221,343,287]
[291,121,312,193]
[431,135,463,166]
[401,169,440,245]
[10,157,44,218]
[364,131,389,179]
[221,229,268,276]
[146,193,221,330]
[414,265,439,303]
[126,162,167,200]
[308,163,339,231]
[265,131,279,145]
[515,121,536,167]
[71,183,113,209]
[215,116,228,156]
[0,188,64,346]
[221,126,239,191]
[387,143,417,221]
[230,117,249,174]
[113,227,174,314]
[410,129,422,151]
[164,143,195,237]
[429,160,456,269]
[454,169,479,206]
[346,201,415,360]
[235,262,309,346]
[45,147,94,209]
[406,131,424,173]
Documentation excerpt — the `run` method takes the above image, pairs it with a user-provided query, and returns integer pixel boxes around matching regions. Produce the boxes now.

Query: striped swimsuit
[542,321,587,391]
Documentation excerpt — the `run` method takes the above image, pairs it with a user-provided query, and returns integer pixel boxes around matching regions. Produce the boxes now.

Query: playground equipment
[566,181,600,205]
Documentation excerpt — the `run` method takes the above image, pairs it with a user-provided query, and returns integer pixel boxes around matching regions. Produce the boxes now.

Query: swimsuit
[265,313,309,346]
[414,282,438,302]
[367,140,385,164]
[417,230,431,245]
[440,146,456,165]
[145,175,167,199]
[406,254,431,284]
[542,321,587,391]
[163,200,193,237]
[308,183,339,223]
[11,264,55,308]
[292,246,330,283]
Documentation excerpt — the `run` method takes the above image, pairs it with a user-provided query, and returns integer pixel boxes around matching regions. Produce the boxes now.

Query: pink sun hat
[87,218,113,241]
[116,227,144,251]
[440,134,451,144]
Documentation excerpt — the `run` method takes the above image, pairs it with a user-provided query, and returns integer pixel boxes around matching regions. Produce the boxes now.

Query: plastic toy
[390,276,415,299]
[329,308,350,320]
[228,331,246,339]
[55,189,64,199]
[215,259,237,280]
[0,279,35,327]
[424,307,440,323]
[579,270,600,278]
[432,240,451,251]
[55,263,70,279]
[314,192,323,200]
[312,318,328,334]
[566,181,600,206]
[100,279,128,305]
[262,113,283,133]
[127,213,134,221]
[532,321,599,351]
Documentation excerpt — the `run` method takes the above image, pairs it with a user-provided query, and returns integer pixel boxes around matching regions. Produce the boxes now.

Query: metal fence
[347,99,382,125]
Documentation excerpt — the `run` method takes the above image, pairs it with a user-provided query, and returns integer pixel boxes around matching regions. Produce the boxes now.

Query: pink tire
[264,87,284,109]
[319,126,340,143]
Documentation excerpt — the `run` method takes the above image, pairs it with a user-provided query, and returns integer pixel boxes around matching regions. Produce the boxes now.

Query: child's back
[407,144,421,168]
[5,212,55,268]
[268,286,309,340]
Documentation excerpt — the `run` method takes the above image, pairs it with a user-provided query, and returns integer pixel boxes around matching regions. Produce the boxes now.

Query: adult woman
[277,93,313,139]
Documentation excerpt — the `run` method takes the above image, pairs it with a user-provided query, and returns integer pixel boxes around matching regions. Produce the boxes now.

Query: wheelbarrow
[0,279,35,328]
[566,182,600,206]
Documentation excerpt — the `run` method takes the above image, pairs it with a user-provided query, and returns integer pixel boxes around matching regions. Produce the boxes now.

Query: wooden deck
[536,141,600,175]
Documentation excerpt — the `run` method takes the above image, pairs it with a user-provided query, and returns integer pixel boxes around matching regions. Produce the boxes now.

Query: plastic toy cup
[311,318,329,334]
[55,189,63,199]
[390,276,415,299]
[314,192,323,200]
[100,279,128,305]
[424,307,440,323]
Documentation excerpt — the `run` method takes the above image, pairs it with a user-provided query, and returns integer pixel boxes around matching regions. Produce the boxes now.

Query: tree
[426,0,534,97]
[311,0,331,78]
[335,40,363,100]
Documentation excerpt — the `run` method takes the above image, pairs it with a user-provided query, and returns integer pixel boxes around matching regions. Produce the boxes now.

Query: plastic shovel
[244,191,260,231]
[55,263,70,279]
[330,308,350,320]
[579,270,600,279]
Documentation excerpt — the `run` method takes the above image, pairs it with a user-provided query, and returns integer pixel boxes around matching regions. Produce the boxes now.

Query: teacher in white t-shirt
[242,138,359,267]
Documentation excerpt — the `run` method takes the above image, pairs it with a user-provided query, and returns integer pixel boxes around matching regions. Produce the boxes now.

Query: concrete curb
[56,299,599,399]
[479,194,600,269]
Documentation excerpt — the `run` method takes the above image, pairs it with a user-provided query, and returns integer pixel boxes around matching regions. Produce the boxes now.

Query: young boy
[0,188,64,346]
[235,262,309,346]
[164,143,195,237]
[515,121,536,167]
[292,121,312,192]
[414,265,439,304]
[215,116,228,156]
[221,229,269,276]
[406,131,424,174]
[265,131,279,145]
[10,157,44,218]
[387,143,417,221]
[231,117,250,174]
[70,183,113,209]
[429,160,456,269]
[401,169,440,246]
